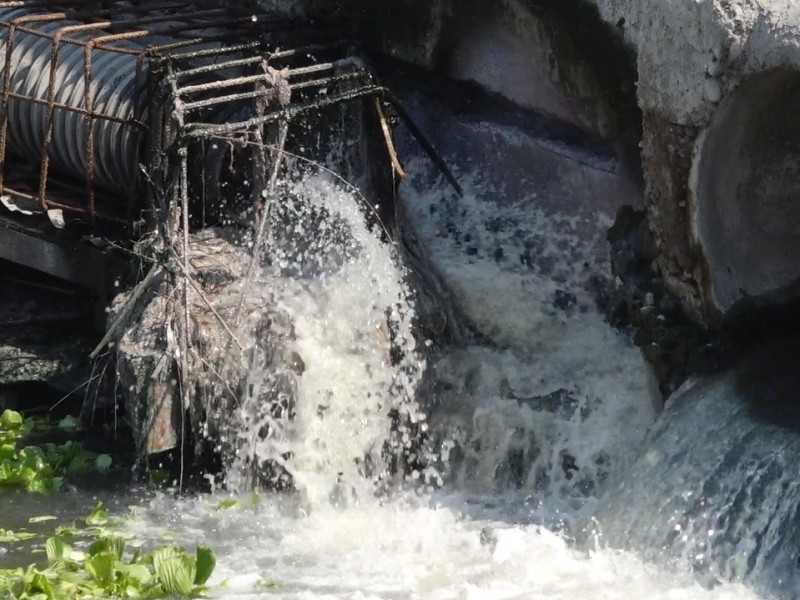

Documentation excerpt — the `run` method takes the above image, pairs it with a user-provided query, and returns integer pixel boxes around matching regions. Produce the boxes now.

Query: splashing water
[0,105,767,600]
[139,105,762,598]
[398,147,660,524]
[226,169,427,505]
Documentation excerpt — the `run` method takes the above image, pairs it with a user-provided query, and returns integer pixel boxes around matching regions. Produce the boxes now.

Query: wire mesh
[0,1,374,225]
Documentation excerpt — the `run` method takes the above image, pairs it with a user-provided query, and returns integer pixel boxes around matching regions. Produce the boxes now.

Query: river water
[0,92,773,599]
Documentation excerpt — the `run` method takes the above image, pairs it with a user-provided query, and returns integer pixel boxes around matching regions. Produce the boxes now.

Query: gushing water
[0,109,768,600]
[226,169,427,505]
[123,139,759,599]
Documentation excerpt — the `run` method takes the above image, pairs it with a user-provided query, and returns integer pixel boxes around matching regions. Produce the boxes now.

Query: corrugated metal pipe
[0,7,144,193]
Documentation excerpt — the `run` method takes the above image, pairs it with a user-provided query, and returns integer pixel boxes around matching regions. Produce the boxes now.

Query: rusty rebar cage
[0,0,378,228]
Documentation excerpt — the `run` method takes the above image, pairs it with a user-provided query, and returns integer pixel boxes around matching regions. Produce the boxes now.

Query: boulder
[112,228,298,486]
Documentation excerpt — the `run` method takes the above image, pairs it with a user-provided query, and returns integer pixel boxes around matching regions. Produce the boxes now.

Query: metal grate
[0,1,377,226]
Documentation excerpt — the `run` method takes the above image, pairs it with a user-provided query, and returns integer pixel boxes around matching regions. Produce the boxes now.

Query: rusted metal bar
[0,1,458,225]
[39,22,101,212]
[177,73,275,97]
[0,12,66,198]
[172,45,334,80]
[183,85,388,136]
[182,89,277,113]
[288,71,365,92]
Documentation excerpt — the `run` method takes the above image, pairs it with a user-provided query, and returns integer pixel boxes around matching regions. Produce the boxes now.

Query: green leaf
[46,536,70,562]
[85,551,115,588]
[194,546,216,585]
[0,528,37,543]
[57,416,79,430]
[85,502,109,527]
[29,572,54,596]
[155,554,196,597]
[89,537,125,561]
[54,526,77,538]
[29,515,57,524]
[1,409,23,431]
[215,498,239,510]
[117,563,153,586]
[95,454,112,472]
[151,546,182,573]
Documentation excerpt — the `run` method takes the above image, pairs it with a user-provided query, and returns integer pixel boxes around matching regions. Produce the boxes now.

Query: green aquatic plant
[0,503,217,599]
[0,536,216,599]
[0,410,112,492]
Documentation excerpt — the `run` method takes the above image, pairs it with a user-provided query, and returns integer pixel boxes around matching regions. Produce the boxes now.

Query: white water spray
[226,169,426,505]
[120,110,764,600]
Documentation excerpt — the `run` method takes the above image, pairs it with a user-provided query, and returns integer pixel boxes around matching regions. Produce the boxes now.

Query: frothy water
[150,133,760,599]
[397,130,658,523]
[0,103,770,599]
[122,490,759,600]
[225,169,426,505]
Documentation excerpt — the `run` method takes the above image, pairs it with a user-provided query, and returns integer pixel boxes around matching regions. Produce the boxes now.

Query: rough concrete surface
[589,0,800,321]
[364,0,800,324]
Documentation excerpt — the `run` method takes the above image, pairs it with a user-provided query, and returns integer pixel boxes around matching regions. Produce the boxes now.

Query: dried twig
[89,264,160,360]
[374,96,405,179]
[168,246,244,353]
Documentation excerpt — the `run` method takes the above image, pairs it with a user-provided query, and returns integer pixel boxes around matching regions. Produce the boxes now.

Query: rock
[0,274,95,401]
[112,228,297,486]
[587,339,800,598]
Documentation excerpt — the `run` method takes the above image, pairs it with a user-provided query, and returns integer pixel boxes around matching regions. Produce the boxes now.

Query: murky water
[0,100,771,600]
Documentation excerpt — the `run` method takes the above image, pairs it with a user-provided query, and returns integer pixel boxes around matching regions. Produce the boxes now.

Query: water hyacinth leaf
[89,536,125,561]
[0,528,37,542]
[194,546,216,585]
[46,536,69,562]
[155,554,196,597]
[85,502,109,527]
[216,498,239,510]
[57,416,79,430]
[86,551,115,587]
[29,572,54,595]
[54,526,77,537]
[118,562,153,586]
[29,515,58,524]
[151,546,182,573]
[1,409,23,430]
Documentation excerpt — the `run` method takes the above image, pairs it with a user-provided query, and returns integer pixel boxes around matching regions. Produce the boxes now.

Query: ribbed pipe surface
[0,8,144,194]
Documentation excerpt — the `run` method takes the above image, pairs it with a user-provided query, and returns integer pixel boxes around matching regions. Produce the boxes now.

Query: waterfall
[225,167,430,505]
[122,77,768,600]
[589,340,800,597]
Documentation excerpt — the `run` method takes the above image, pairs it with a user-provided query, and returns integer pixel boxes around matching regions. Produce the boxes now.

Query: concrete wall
[357,0,800,325]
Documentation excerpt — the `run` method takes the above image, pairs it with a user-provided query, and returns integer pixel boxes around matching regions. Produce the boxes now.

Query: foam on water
[120,119,763,598]
[151,129,769,599]
[124,491,760,600]
[398,156,659,521]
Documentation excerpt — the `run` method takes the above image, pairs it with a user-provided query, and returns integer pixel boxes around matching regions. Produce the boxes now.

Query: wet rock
[602,206,729,395]
[360,0,800,324]
[0,272,95,401]
[112,228,297,487]
[587,339,800,598]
